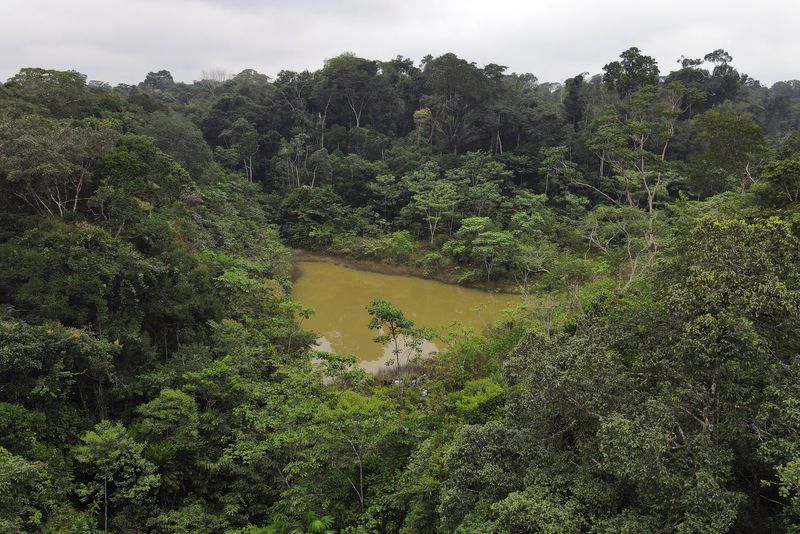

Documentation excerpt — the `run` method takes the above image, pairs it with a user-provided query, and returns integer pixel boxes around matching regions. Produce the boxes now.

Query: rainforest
[2,47,800,533]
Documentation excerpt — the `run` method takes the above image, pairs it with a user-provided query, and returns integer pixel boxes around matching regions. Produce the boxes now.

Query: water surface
[292,259,522,373]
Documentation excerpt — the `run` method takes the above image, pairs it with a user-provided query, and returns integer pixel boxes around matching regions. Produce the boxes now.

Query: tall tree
[421,53,491,153]
[0,115,118,216]
[73,421,161,532]
[317,53,393,130]
[603,47,660,96]
[690,107,767,196]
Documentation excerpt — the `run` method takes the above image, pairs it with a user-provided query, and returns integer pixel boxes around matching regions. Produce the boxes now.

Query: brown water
[292,259,522,373]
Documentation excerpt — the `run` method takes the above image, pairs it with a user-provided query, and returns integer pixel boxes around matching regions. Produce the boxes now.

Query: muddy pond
[292,258,522,373]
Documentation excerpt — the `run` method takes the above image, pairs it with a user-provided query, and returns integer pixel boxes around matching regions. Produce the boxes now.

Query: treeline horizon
[29,48,796,96]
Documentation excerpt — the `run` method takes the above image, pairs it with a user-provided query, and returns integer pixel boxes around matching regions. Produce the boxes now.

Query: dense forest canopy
[2,46,800,532]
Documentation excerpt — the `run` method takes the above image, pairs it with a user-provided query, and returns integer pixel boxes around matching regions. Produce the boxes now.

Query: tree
[446,151,511,217]
[312,391,396,512]
[3,68,95,118]
[421,53,491,153]
[761,131,800,205]
[221,118,260,182]
[198,68,231,96]
[134,389,200,499]
[0,220,150,336]
[690,107,767,196]
[143,111,213,179]
[367,300,431,379]
[142,70,175,91]
[603,47,660,96]
[316,53,394,129]
[408,179,459,244]
[0,319,116,416]
[443,217,516,282]
[0,447,62,532]
[563,74,587,126]
[582,205,651,289]
[509,241,555,297]
[366,173,403,218]
[94,134,189,206]
[279,186,349,248]
[473,230,516,282]
[538,145,581,196]
[328,151,379,203]
[73,421,160,532]
[587,84,701,272]
[757,366,800,527]
[0,115,119,216]
[703,49,733,74]
[276,134,331,189]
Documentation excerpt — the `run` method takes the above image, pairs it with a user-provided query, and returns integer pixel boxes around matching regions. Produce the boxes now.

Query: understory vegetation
[2,47,800,532]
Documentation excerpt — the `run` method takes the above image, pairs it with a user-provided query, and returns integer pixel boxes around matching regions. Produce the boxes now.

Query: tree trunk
[104,477,108,532]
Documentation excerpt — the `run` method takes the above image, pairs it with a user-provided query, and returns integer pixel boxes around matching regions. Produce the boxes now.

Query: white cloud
[1,0,797,85]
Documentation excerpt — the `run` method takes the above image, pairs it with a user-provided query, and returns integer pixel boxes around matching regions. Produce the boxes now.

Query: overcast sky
[2,0,798,86]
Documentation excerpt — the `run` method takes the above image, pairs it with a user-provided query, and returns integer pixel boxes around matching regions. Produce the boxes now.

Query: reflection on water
[291,259,522,373]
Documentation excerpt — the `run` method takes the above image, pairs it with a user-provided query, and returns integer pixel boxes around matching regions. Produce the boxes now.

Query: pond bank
[291,249,522,295]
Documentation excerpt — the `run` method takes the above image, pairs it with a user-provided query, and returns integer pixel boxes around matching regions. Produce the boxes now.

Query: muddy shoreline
[290,249,522,295]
